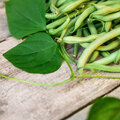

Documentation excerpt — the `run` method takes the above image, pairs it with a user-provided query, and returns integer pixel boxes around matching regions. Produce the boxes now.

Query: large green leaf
[3,32,62,74]
[5,0,46,39]
[87,97,120,120]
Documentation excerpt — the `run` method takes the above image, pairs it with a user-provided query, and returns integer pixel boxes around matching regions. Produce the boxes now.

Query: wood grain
[0,4,120,120]
[0,38,120,120]
[0,6,10,41]
[67,87,120,120]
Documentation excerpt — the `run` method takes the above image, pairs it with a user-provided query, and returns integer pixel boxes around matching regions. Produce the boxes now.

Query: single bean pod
[72,6,96,32]
[63,33,104,44]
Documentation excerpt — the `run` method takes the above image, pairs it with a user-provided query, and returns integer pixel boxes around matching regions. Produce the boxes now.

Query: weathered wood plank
[0,5,10,41]
[67,87,120,120]
[0,37,120,120]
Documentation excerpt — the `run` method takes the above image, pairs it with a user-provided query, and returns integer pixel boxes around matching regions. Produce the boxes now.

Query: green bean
[73,44,79,57]
[60,42,77,64]
[97,0,120,6]
[87,21,99,63]
[115,24,120,29]
[59,1,74,11]
[79,39,120,51]
[50,0,59,14]
[46,0,52,11]
[100,51,110,57]
[73,29,82,57]
[91,4,120,16]
[93,12,120,21]
[80,43,89,48]
[84,64,120,73]
[105,21,112,32]
[114,50,120,64]
[89,51,99,63]
[58,15,81,40]
[92,50,119,65]
[57,24,69,42]
[114,18,120,24]
[46,11,80,29]
[87,21,97,34]
[93,4,107,10]
[80,28,90,48]
[45,13,58,19]
[57,0,66,6]
[83,28,90,36]
[63,33,104,44]
[49,15,70,35]
[73,6,96,32]
[97,39,120,51]
[77,27,120,74]
[60,0,88,14]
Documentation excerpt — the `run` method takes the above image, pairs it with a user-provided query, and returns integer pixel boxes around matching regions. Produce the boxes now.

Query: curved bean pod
[73,6,96,32]
[63,33,104,44]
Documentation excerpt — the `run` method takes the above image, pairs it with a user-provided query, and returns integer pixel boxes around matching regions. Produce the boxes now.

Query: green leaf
[87,97,120,120]
[5,0,46,39]
[3,32,62,74]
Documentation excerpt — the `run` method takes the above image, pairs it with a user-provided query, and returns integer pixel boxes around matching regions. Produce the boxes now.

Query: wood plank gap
[63,84,120,120]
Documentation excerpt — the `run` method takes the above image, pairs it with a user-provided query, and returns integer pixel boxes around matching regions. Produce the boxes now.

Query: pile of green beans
[46,0,120,76]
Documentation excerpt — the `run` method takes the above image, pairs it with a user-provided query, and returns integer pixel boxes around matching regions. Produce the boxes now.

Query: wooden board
[0,4,10,41]
[0,4,120,120]
[67,87,120,120]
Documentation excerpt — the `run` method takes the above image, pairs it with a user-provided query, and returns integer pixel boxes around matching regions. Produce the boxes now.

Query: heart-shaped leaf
[3,32,62,74]
[5,0,46,39]
[87,97,120,120]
